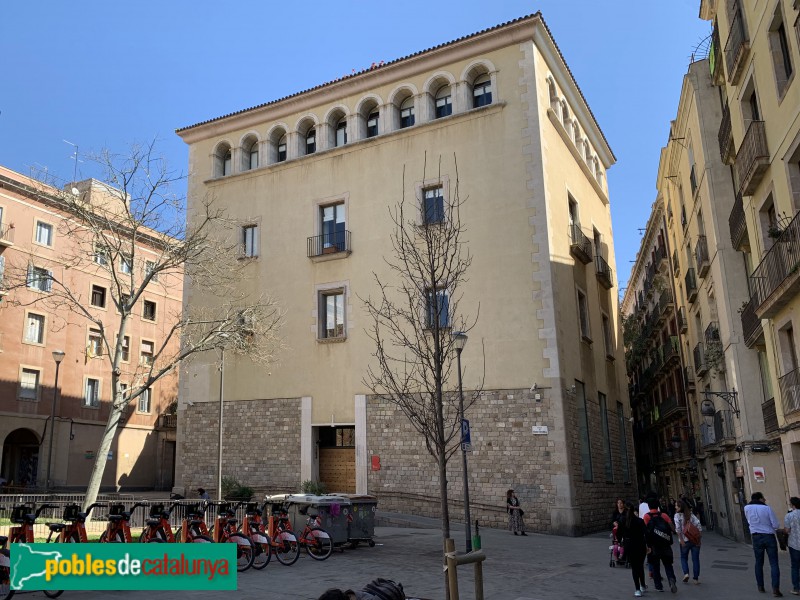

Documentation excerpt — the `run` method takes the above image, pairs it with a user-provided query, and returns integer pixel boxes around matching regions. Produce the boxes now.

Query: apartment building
[176,12,633,534]
[0,167,181,491]
[699,0,800,500]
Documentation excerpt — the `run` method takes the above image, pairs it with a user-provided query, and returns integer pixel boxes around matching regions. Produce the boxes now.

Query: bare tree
[5,140,284,509]
[361,153,481,549]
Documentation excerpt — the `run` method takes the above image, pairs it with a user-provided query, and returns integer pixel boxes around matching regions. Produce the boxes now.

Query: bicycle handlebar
[85,502,107,513]
[34,504,59,518]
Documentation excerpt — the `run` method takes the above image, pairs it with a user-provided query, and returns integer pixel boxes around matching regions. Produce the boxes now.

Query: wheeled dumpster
[329,493,378,547]
[268,494,352,546]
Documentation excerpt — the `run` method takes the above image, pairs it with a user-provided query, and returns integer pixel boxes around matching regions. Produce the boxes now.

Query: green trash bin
[328,493,378,547]
[281,494,352,546]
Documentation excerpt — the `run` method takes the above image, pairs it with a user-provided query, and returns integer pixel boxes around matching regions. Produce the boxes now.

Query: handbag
[777,528,789,551]
[684,518,702,546]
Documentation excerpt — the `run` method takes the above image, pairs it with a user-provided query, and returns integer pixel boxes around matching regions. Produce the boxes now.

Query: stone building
[175,12,633,535]
[0,166,181,491]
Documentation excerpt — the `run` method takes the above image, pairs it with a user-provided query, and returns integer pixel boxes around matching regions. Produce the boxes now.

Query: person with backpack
[643,497,678,593]
[783,497,800,596]
[674,498,702,584]
[744,491,783,597]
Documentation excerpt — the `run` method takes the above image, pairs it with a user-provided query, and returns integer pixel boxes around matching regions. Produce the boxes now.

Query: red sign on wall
[371,455,381,471]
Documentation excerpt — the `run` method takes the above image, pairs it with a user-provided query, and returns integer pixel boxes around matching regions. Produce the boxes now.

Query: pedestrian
[611,498,627,529]
[643,497,678,593]
[783,497,800,595]
[745,491,783,597]
[638,495,650,521]
[197,487,210,501]
[506,489,527,536]
[674,498,702,584]
[618,501,648,597]
[611,498,628,562]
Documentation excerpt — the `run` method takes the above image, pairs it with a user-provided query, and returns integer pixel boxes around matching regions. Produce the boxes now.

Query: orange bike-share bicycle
[6,504,61,599]
[139,501,180,543]
[99,503,147,543]
[240,502,271,570]
[209,502,254,572]
[45,503,107,544]
[173,503,213,543]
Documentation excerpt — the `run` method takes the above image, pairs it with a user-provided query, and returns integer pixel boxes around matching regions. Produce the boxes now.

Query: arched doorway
[2,429,40,488]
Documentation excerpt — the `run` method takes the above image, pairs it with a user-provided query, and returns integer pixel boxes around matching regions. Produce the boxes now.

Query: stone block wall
[179,398,301,495]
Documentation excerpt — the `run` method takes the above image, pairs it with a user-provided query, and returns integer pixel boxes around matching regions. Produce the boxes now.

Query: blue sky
[0,1,709,294]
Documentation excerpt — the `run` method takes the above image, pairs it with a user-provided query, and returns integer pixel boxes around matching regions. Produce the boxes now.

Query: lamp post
[452,331,471,553]
[217,346,225,502]
[46,350,65,491]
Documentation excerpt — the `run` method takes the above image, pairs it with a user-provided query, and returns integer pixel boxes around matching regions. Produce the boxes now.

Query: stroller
[608,525,629,568]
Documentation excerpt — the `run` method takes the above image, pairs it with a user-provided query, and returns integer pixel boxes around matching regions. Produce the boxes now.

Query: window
[26,265,52,292]
[222,148,232,176]
[138,388,152,414]
[118,382,128,402]
[400,97,415,128]
[769,6,794,95]
[321,204,346,252]
[367,111,379,138]
[576,380,592,481]
[35,221,53,246]
[577,289,591,341]
[121,335,130,362]
[145,260,158,282]
[120,255,132,274]
[143,300,157,321]
[335,118,347,147]
[24,313,45,344]
[277,135,287,162]
[600,393,613,482]
[319,426,355,447]
[472,74,492,108]
[617,401,631,484]
[84,378,100,407]
[435,85,452,118]
[19,368,40,401]
[93,245,109,266]
[91,284,107,308]
[245,138,258,170]
[140,340,155,366]
[88,328,103,357]
[423,187,445,225]
[320,290,345,339]
[242,225,258,258]
[602,314,614,359]
[425,288,450,329]
[306,129,316,155]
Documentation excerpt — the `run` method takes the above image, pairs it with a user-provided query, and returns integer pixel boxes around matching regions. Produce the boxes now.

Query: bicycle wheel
[273,531,300,566]
[0,549,13,600]
[43,537,65,598]
[99,530,125,543]
[250,532,271,570]
[228,534,254,572]
[191,535,213,543]
[305,528,333,561]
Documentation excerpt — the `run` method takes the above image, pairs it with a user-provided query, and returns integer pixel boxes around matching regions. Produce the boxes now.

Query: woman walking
[618,501,648,597]
[674,498,702,584]
[784,496,800,595]
[506,489,527,536]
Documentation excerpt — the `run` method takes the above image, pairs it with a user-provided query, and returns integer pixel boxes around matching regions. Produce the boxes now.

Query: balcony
[779,367,800,418]
[735,121,769,197]
[569,224,593,264]
[695,236,710,278]
[662,336,679,367]
[741,296,763,347]
[713,409,736,445]
[684,366,696,390]
[655,245,668,273]
[672,249,680,275]
[307,231,352,258]
[595,254,613,290]
[700,422,716,448]
[158,414,177,429]
[762,398,779,435]
[658,289,674,319]
[710,21,725,85]
[0,222,14,249]
[685,268,698,303]
[750,210,800,319]
[694,343,708,377]
[644,263,656,297]
[678,307,688,333]
[728,192,747,250]
[718,102,734,164]
[660,394,686,419]
[724,6,750,85]
[689,165,698,197]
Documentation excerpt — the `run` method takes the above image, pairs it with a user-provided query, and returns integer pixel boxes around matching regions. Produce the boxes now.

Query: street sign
[461,418,472,451]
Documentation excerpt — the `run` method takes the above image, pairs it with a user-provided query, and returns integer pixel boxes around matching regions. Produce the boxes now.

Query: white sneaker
[635,591,643,597]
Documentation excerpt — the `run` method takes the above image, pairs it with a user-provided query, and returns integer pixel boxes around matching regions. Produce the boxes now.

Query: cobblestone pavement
[19,513,792,600]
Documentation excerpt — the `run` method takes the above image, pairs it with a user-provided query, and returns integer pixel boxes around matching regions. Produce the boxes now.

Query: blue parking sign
[461,418,471,451]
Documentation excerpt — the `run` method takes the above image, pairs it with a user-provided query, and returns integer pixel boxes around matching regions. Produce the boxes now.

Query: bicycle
[45,503,107,544]
[209,502,254,571]
[5,503,61,599]
[139,501,179,543]
[265,506,300,566]
[173,503,213,543]
[99,503,146,543]
[240,502,271,570]
[278,509,333,561]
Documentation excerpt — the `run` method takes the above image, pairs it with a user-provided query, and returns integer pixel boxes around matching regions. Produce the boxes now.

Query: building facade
[0,167,181,491]
[176,12,634,535]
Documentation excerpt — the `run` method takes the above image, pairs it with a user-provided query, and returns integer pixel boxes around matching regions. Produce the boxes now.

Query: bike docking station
[444,521,486,600]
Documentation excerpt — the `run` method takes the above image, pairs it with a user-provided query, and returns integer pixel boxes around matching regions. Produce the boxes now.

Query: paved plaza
[30,513,793,600]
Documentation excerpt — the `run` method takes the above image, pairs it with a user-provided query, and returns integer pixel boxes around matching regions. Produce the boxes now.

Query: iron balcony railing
[750,210,800,318]
[741,296,763,347]
[158,414,177,429]
[307,230,351,258]
[569,224,593,264]
[705,321,720,343]
[644,263,656,296]
[689,165,698,197]
[729,192,746,249]
[661,337,679,365]
[710,21,724,85]
[779,366,800,417]
[660,394,685,419]
[724,5,749,84]
[762,398,778,435]
[695,236,710,278]
[718,102,733,163]
[685,268,698,302]
[694,343,708,376]
[654,244,668,271]
[659,289,674,317]
[714,409,736,443]
[678,307,688,332]
[595,254,613,289]
[700,422,716,447]
[684,365,696,389]
[672,249,680,274]
[735,121,769,197]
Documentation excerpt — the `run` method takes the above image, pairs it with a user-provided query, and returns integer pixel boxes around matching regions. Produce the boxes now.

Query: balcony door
[321,204,346,252]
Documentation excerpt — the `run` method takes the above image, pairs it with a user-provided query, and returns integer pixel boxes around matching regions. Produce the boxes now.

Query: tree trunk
[82,402,124,511]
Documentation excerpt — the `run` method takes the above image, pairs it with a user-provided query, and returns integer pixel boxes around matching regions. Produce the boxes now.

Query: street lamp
[452,331,471,553]
[46,350,65,491]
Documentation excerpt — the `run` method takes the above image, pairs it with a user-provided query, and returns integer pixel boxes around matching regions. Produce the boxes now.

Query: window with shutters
[23,313,45,345]
[35,220,53,246]
[84,378,100,407]
[26,265,52,292]
[91,284,107,308]
[19,367,40,401]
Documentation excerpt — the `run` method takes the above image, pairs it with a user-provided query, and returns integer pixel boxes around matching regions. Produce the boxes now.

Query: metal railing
[735,121,768,197]
[307,231,351,258]
[750,210,800,316]
[159,414,177,428]
[762,398,779,435]
[695,236,710,277]
[714,409,736,442]
[741,296,762,347]
[718,103,733,163]
[684,365,696,389]
[779,367,800,417]
[710,21,724,84]
[569,224,593,264]
[700,422,716,447]
[694,343,708,376]
[659,289,674,316]
[685,268,698,302]
[595,254,613,289]
[724,6,749,83]
[654,244,668,270]
[678,307,688,332]
[729,191,746,249]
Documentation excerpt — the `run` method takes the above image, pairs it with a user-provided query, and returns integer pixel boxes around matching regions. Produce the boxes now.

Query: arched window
[435,85,452,118]
[472,74,492,108]
[548,79,560,116]
[561,101,570,127]
[306,128,316,155]
[367,111,379,137]
[242,136,258,171]
[215,143,232,177]
[277,135,287,162]
[335,117,347,147]
[400,96,415,128]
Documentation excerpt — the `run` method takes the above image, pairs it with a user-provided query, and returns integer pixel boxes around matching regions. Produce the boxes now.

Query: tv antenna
[63,140,81,183]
